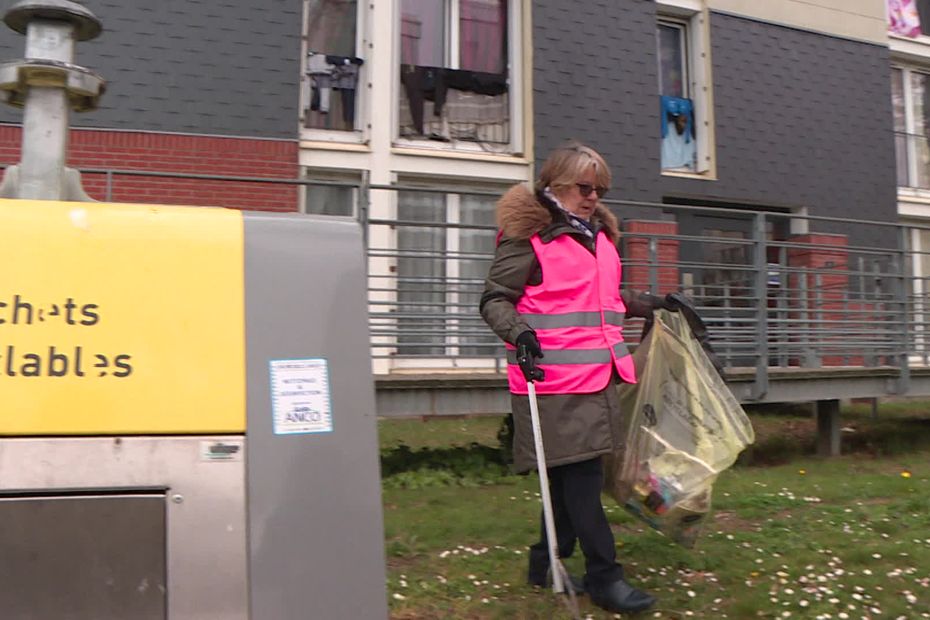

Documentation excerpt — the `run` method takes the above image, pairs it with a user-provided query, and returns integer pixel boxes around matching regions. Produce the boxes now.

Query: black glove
[637,292,681,341]
[639,291,681,313]
[661,292,684,312]
[515,330,545,382]
[663,292,726,377]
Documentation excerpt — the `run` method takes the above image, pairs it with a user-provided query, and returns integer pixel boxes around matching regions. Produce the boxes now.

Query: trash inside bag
[605,309,754,548]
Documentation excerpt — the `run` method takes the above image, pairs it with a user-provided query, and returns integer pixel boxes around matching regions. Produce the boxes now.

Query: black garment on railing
[400,65,508,134]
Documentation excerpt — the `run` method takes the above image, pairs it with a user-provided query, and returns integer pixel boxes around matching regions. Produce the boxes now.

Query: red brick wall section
[621,220,680,294]
[0,125,300,212]
[785,233,886,366]
[787,233,850,304]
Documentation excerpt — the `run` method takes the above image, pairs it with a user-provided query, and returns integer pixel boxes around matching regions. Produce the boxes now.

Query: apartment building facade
[0,1,904,374]
[889,0,930,312]
[301,0,898,374]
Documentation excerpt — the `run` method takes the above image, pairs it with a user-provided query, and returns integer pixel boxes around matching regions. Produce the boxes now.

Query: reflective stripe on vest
[506,341,631,365]
[506,231,637,395]
[519,310,626,329]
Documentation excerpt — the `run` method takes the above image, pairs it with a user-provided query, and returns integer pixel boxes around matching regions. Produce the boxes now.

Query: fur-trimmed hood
[496,183,619,242]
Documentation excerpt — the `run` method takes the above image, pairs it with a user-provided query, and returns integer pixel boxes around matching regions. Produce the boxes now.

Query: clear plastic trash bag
[605,309,755,548]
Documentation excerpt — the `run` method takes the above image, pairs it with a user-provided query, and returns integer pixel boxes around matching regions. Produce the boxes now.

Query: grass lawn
[380,404,930,619]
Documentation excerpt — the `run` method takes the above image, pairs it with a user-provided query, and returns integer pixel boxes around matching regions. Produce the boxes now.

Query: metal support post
[648,236,658,293]
[798,268,816,367]
[722,282,732,365]
[841,277,849,365]
[359,169,370,248]
[751,213,768,400]
[896,228,911,394]
[777,245,788,367]
[816,399,841,457]
[812,274,823,367]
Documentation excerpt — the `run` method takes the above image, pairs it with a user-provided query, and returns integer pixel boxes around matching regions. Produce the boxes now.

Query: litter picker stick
[527,380,564,593]
[527,380,582,619]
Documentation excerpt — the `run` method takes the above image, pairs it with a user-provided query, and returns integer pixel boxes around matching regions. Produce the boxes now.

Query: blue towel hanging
[660,95,694,143]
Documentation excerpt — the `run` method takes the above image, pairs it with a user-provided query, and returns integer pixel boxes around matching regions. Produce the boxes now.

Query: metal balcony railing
[44,166,930,400]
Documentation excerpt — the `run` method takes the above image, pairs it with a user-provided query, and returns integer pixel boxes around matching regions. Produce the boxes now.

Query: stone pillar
[816,398,841,457]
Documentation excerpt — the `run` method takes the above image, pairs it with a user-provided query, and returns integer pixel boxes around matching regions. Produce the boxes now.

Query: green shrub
[380,442,512,488]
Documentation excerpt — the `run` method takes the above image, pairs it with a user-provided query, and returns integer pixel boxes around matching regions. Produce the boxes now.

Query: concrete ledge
[724,365,902,382]
[374,366,930,417]
[376,373,508,391]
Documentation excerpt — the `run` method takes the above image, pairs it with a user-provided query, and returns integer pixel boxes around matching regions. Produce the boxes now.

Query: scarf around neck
[543,186,595,239]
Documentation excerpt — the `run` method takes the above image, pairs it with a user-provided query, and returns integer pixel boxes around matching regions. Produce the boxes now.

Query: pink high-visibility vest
[506,231,637,394]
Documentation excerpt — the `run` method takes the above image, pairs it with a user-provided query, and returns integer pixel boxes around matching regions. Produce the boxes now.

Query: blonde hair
[535,141,612,195]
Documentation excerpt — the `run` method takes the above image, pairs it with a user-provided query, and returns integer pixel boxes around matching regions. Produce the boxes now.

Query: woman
[479,142,666,614]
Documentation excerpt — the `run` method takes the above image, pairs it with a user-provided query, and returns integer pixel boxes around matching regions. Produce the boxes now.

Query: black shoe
[527,567,585,595]
[587,578,656,614]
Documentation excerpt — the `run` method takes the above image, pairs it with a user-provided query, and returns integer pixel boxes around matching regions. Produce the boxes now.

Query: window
[893,68,910,188]
[396,191,447,356]
[655,3,714,176]
[658,19,697,172]
[394,190,497,357]
[304,183,356,216]
[457,194,499,355]
[397,0,515,151]
[303,0,363,133]
[301,169,359,216]
[913,227,930,357]
[658,22,688,99]
[892,66,930,189]
[889,0,930,37]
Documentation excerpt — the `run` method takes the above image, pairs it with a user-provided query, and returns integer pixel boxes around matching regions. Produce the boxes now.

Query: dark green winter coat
[479,184,654,473]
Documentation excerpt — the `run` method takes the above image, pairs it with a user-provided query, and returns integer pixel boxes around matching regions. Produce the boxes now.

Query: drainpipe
[0,0,104,200]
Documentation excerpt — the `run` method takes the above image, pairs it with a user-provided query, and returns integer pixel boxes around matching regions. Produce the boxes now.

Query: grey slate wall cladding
[669,13,897,230]
[533,6,897,243]
[533,0,659,203]
[0,0,301,139]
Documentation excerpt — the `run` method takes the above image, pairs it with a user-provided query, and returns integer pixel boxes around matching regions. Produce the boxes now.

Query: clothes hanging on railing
[400,65,508,135]
[307,52,364,124]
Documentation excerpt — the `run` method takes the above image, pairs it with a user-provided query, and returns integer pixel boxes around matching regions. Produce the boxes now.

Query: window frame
[299,168,362,218]
[657,19,690,99]
[390,183,502,368]
[300,0,369,144]
[656,2,715,178]
[892,64,930,193]
[392,0,524,156]
[888,29,930,197]
[899,65,919,189]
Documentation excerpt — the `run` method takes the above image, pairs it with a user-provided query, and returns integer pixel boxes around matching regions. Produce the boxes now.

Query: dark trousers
[528,457,623,586]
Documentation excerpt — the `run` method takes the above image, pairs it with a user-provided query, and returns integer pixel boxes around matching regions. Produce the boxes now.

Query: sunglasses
[575,183,608,199]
